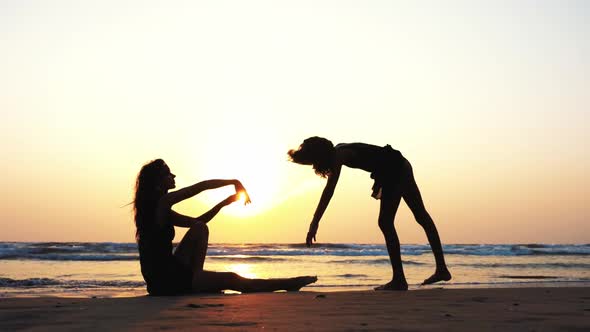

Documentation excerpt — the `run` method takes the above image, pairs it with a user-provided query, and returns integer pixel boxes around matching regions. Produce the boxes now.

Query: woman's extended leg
[191,271,317,293]
[401,160,451,285]
[375,190,408,291]
[173,222,316,293]
[174,221,209,274]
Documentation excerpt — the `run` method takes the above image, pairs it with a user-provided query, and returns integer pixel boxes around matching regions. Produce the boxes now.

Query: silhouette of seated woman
[288,137,451,290]
[133,159,317,295]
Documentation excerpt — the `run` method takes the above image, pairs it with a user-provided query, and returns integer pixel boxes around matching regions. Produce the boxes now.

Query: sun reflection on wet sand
[225,263,257,279]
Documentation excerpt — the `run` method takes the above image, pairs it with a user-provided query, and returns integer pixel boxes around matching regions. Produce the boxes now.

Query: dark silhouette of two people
[133,137,450,295]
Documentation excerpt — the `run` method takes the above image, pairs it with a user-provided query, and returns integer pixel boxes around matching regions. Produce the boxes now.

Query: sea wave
[0,277,144,288]
[441,244,590,256]
[207,243,389,257]
[326,258,424,265]
[207,256,287,262]
[0,254,138,261]
[454,262,590,269]
[1,242,589,261]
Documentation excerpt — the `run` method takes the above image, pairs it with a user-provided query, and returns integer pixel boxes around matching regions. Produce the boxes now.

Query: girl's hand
[223,194,240,206]
[306,222,318,247]
[234,180,252,205]
[240,191,252,205]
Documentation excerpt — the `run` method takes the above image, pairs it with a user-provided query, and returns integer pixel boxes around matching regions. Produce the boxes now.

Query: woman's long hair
[288,136,335,178]
[133,159,167,241]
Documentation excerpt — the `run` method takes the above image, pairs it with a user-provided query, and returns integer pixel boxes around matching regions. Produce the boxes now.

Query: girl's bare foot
[422,269,451,285]
[374,280,408,291]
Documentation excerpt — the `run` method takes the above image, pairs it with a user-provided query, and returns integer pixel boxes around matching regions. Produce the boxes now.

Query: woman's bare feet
[286,276,318,291]
[374,280,408,291]
[422,269,451,285]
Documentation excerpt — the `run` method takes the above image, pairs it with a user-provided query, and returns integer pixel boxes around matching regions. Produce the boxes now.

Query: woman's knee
[188,221,209,238]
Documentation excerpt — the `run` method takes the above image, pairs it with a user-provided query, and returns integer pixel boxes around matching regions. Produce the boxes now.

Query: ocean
[1,242,589,297]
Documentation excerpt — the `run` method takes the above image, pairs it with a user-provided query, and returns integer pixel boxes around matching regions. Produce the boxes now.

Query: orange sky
[1,0,588,243]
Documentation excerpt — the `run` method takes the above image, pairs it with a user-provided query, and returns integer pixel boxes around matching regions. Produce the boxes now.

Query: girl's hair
[133,159,168,241]
[288,136,335,178]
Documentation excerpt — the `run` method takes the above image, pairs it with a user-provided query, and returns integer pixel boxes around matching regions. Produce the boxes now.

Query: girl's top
[336,143,405,199]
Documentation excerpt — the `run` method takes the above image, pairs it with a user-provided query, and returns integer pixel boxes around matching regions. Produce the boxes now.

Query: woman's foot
[422,269,451,285]
[374,280,408,291]
[285,276,318,291]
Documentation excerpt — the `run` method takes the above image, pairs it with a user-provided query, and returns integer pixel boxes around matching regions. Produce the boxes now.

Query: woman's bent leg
[191,271,317,293]
[375,192,408,291]
[401,160,451,285]
[174,221,209,274]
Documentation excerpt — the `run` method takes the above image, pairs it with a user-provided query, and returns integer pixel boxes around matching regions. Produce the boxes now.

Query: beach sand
[1,287,588,331]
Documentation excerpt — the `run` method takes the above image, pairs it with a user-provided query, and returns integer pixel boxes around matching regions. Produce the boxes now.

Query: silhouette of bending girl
[133,159,316,295]
[288,137,450,290]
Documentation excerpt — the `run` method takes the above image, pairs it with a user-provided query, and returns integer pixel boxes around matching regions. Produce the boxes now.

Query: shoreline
[1,287,588,331]
[2,281,590,299]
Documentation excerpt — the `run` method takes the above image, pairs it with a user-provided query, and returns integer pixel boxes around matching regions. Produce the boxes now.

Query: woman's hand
[222,193,241,206]
[306,222,319,247]
[233,180,252,205]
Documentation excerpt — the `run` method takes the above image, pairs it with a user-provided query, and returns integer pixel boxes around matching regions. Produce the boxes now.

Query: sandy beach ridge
[1,287,589,331]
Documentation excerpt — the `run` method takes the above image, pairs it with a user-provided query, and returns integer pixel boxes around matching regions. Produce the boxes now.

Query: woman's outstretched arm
[170,194,239,227]
[194,194,239,224]
[306,163,341,246]
[162,179,247,206]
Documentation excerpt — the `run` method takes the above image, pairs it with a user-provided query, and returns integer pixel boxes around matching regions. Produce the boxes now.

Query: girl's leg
[174,222,317,293]
[191,271,317,293]
[173,221,209,274]
[375,190,408,291]
[401,160,451,285]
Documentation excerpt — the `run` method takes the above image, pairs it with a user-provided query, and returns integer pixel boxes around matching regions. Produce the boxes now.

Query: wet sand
[1,287,588,331]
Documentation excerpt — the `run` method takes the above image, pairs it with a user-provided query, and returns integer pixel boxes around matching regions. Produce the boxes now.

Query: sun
[224,164,281,216]
[237,191,248,202]
[196,142,286,217]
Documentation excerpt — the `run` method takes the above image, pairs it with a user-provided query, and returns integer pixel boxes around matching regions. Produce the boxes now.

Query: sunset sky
[1,0,588,244]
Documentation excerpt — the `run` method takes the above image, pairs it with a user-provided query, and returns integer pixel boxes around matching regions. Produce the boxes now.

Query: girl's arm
[170,194,240,227]
[306,163,342,246]
[162,179,244,207]
[194,194,239,224]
